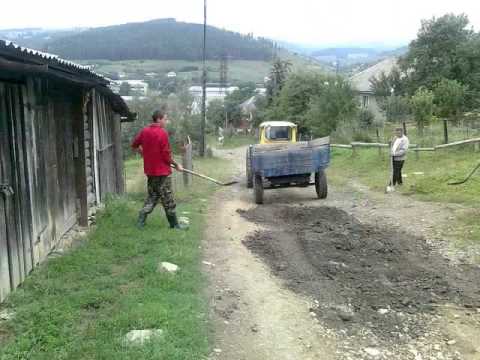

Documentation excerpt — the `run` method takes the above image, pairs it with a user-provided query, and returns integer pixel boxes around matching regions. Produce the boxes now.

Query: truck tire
[246,147,253,188]
[315,170,328,199]
[254,174,264,204]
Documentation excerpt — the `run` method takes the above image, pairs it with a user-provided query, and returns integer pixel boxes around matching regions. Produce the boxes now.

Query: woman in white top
[391,128,410,186]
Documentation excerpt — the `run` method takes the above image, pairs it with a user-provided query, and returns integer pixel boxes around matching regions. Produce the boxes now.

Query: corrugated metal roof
[0,39,105,82]
[350,57,398,93]
[0,39,135,121]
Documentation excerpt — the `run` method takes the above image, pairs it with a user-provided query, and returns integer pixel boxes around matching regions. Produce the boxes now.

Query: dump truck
[246,121,330,204]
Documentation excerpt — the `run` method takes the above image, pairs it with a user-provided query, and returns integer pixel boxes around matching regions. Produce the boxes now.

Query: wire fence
[331,137,480,159]
[332,117,480,148]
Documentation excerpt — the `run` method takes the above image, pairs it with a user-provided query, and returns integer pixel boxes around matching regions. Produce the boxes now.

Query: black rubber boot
[167,213,188,230]
[137,212,147,229]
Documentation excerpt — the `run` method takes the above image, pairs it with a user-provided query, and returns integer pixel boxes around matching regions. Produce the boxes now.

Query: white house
[111,80,149,96]
[189,86,239,114]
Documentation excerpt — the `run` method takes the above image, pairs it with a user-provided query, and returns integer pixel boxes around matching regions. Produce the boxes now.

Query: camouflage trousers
[140,176,176,217]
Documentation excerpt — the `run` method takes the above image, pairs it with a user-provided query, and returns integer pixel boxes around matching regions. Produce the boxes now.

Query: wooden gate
[0,82,33,302]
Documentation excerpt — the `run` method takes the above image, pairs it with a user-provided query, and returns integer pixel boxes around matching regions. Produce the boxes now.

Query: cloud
[1,0,479,46]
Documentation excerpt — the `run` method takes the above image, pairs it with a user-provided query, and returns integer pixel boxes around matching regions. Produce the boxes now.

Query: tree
[224,84,257,128]
[206,99,226,130]
[266,59,292,104]
[251,95,269,127]
[370,67,406,98]
[386,95,411,123]
[273,72,326,133]
[119,82,131,96]
[433,78,466,122]
[370,71,392,98]
[399,13,474,93]
[410,87,435,136]
[267,72,357,137]
[453,34,480,108]
[305,78,357,137]
[358,108,375,128]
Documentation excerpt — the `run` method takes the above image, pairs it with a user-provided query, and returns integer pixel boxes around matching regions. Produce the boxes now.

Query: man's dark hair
[152,109,166,122]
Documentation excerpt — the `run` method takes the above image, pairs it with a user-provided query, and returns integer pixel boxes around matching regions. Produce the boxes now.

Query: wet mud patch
[240,206,480,341]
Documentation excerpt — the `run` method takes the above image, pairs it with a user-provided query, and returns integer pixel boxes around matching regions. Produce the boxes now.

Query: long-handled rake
[385,156,395,193]
[448,162,480,185]
[172,165,238,186]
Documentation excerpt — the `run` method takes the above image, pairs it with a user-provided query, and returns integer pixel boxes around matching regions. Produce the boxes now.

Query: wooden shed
[0,40,135,302]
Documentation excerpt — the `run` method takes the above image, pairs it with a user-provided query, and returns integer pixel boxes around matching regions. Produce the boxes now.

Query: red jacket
[131,124,173,176]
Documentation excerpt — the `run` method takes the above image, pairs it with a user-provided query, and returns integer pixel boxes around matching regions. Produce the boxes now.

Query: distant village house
[350,57,398,121]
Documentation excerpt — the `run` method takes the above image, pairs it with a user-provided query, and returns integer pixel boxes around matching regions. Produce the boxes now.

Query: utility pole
[219,51,228,94]
[200,0,207,157]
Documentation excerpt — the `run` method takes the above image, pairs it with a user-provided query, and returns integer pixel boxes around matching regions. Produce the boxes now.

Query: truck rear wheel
[246,147,253,188]
[254,174,264,204]
[315,170,328,199]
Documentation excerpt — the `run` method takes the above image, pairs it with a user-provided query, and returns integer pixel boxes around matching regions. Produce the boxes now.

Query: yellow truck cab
[259,121,298,144]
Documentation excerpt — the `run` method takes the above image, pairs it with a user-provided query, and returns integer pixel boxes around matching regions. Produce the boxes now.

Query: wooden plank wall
[1,76,125,303]
[0,82,14,302]
[73,90,88,227]
[85,91,97,213]
[24,78,55,264]
[0,81,34,302]
[52,90,78,238]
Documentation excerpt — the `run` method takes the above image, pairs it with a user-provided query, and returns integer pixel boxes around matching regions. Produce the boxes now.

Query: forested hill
[44,18,275,61]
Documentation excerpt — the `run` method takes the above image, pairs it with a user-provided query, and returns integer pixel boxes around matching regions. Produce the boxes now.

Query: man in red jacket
[131,109,187,230]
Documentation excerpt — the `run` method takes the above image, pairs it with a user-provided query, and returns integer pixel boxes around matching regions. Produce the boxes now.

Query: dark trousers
[140,176,177,217]
[392,160,405,186]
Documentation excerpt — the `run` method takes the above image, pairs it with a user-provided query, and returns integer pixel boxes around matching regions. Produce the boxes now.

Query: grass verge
[0,156,234,360]
[207,134,256,150]
[329,147,480,246]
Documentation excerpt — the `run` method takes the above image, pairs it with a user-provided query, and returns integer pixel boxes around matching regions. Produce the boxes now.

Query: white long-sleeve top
[391,135,410,160]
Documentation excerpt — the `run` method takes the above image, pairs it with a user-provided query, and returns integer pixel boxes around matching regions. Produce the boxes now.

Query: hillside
[43,18,275,61]
[0,27,84,50]
[76,51,325,85]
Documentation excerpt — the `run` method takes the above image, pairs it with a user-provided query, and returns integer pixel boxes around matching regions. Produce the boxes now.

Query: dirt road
[203,147,480,360]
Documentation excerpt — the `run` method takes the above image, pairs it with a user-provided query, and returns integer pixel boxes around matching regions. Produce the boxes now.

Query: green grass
[77,55,324,85]
[330,147,480,205]
[0,156,235,359]
[329,147,480,247]
[207,134,256,149]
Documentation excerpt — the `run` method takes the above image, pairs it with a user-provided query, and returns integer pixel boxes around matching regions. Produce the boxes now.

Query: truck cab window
[266,126,290,140]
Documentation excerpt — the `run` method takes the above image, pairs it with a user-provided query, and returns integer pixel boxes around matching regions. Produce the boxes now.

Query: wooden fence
[170,137,194,194]
[331,137,480,158]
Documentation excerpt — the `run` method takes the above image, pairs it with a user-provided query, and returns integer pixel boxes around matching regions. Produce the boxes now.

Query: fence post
[182,136,193,187]
[443,119,449,144]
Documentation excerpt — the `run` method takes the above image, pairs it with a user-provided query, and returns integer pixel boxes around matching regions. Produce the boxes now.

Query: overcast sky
[1,0,479,46]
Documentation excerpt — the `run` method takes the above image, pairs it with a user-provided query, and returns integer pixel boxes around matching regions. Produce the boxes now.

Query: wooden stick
[171,165,237,186]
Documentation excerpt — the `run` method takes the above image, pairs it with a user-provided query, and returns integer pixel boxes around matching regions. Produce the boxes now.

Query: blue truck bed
[251,137,330,178]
